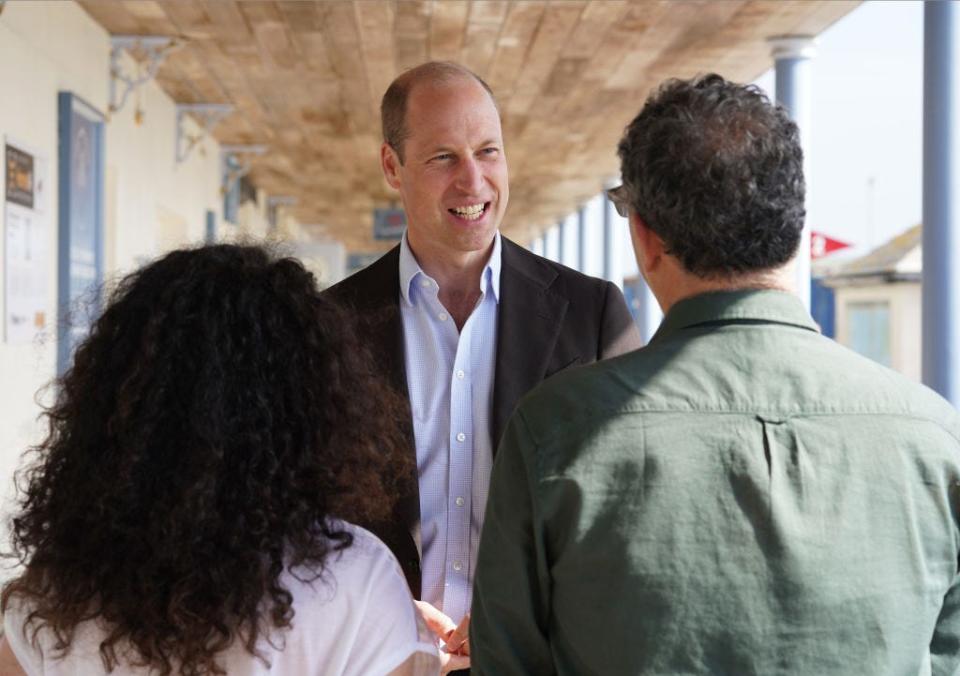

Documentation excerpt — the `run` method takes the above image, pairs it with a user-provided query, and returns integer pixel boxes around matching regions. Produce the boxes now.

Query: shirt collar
[649,289,820,344]
[398,231,502,306]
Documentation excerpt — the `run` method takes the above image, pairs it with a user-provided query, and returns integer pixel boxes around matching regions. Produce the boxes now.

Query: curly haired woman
[0,244,438,675]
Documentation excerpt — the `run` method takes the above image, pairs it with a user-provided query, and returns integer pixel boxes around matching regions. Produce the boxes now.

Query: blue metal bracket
[108,35,180,119]
[176,103,235,163]
[220,144,267,194]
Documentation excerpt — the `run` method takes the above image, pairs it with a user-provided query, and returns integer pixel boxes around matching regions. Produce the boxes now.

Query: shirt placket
[442,306,476,623]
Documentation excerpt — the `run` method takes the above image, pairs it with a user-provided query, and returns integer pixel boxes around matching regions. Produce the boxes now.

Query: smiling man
[326,61,640,673]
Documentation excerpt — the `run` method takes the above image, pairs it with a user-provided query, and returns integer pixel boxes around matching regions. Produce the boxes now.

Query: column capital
[768,34,818,61]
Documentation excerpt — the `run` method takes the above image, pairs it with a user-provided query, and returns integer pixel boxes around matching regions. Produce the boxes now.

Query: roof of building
[815,223,921,285]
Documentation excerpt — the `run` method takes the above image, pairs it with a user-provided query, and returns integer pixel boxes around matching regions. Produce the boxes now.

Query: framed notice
[57,92,105,374]
[373,207,406,240]
[346,252,383,274]
[4,140,50,344]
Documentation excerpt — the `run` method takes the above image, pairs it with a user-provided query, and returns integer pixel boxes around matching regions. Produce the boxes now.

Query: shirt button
[455,496,465,507]
[456,369,465,379]
[420,279,431,287]
[453,561,463,572]
[456,432,466,442]
[438,312,448,321]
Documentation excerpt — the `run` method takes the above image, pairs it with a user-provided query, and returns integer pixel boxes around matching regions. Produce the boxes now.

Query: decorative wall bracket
[221,144,267,194]
[176,103,235,163]
[109,35,180,119]
[266,195,298,208]
[266,195,298,231]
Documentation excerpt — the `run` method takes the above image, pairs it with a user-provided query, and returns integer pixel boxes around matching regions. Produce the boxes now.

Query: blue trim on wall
[810,278,835,338]
[57,92,105,375]
[205,209,216,244]
[56,93,71,375]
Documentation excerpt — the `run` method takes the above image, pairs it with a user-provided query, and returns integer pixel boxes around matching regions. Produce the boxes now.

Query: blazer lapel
[492,239,568,449]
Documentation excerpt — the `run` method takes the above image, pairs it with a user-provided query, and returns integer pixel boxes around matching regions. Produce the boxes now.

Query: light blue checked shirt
[399,232,501,624]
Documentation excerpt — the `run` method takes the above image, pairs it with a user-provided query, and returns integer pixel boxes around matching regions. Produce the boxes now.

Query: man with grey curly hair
[471,73,960,675]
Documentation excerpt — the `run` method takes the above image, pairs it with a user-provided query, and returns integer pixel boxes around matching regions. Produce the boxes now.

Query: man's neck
[407,236,496,329]
[653,267,791,315]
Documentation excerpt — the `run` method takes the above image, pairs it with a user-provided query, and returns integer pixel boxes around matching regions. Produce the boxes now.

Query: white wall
[0,1,110,522]
[833,281,921,381]
[0,2,314,540]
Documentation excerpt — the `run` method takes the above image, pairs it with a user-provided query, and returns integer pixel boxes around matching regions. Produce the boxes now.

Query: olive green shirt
[472,290,960,676]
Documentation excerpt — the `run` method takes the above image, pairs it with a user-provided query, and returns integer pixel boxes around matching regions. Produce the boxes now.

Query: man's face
[381,77,509,262]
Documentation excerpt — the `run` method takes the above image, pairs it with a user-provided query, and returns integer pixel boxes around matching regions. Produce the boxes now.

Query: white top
[398,232,501,624]
[4,524,439,676]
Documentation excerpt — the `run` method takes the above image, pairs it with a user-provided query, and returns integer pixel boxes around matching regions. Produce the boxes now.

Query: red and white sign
[811,231,852,259]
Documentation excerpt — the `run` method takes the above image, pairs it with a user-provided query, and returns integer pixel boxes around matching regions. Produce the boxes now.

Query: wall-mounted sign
[373,207,406,240]
[347,252,383,274]
[5,144,34,209]
[4,140,49,344]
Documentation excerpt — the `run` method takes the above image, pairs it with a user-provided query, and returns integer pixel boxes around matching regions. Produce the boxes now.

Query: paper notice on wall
[4,142,49,344]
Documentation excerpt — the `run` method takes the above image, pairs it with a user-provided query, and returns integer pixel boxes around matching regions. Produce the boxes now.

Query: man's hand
[414,600,471,674]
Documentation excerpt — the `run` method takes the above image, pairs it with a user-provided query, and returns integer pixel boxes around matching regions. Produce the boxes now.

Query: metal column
[922,0,960,403]
[556,218,567,266]
[770,35,817,310]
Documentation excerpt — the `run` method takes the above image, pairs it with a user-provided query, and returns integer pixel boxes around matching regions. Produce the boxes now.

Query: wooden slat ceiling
[79,0,858,252]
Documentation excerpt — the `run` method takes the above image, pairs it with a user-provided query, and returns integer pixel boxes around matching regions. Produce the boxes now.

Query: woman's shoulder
[301,520,406,589]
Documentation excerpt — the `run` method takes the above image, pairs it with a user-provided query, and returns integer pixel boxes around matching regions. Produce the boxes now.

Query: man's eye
[432,153,453,162]
[481,147,499,156]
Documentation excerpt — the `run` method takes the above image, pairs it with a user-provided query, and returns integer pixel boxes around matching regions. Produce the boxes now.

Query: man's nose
[454,157,484,193]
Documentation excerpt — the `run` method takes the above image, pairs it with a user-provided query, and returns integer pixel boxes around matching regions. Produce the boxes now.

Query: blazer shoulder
[500,236,611,294]
[324,245,400,309]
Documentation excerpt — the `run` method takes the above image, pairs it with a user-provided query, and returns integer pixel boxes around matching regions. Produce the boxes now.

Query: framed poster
[57,92,105,374]
[373,207,406,240]
[4,140,50,344]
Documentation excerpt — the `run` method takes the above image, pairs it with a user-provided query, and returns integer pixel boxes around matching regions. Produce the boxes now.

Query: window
[847,301,891,367]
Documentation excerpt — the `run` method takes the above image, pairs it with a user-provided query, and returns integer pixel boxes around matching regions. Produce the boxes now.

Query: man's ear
[630,212,664,274]
[381,143,403,190]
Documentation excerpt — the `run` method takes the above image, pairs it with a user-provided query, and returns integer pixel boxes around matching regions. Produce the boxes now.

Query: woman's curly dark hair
[2,244,412,675]
[617,73,806,277]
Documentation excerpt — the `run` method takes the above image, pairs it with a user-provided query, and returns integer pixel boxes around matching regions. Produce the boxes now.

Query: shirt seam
[529,407,960,447]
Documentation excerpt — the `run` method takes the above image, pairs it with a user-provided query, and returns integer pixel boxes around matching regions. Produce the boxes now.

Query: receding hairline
[381,61,499,159]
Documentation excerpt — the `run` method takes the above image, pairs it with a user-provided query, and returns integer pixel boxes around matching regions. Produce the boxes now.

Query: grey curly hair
[617,73,806,277]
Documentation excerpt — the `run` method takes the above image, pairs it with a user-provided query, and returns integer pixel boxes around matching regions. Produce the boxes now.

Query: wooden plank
[506,1,585,116]
[160,0,212,36]
[461,0,510,76]
[276,0,323,33]
[562,0,628,60]
[78,1,142,34]
[198,0,252,40]
[396,1,432,71]
[125,1,167,21]
[237,1,283,26]
[486,1,547,97]
[429,0,469,62]
[291,29,333,71]
[354,1,397,113]
[253,20,296,70]
[318,2,375,135]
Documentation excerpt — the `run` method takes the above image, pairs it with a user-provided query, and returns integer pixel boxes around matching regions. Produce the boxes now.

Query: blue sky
[754,0,924,257]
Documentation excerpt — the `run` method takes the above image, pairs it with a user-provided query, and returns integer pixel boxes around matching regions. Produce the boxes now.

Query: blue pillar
[922,0,960,403]
[770,35,816,311]
[577,206,587,272]
[602,185,624,286]
[602,192,613,280]
[530,233,545,256]
[556,218,566,265]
